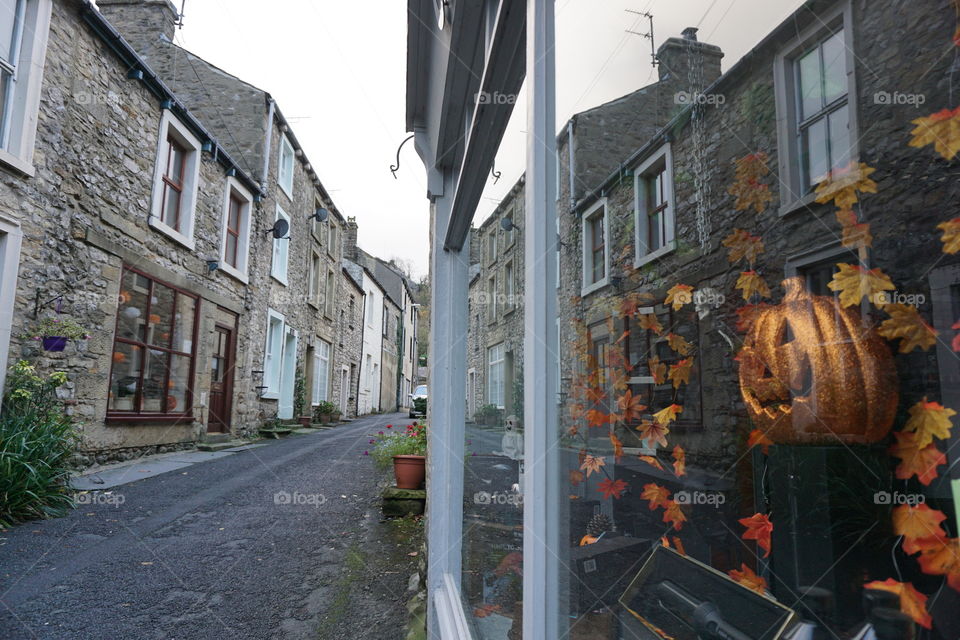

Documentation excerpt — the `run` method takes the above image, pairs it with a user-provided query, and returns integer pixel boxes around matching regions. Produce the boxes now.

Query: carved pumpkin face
[737,277,898,444]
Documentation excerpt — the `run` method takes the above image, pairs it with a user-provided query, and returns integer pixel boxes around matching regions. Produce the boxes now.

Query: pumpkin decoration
[737,277,898,444]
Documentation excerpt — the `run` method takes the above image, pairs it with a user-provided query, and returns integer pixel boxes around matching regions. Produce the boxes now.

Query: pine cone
[586,513,612,537]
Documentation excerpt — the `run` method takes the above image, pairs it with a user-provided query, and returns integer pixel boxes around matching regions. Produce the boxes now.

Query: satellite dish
[500,217,516,232]
[268,218,289,239]
[312,207,329,223]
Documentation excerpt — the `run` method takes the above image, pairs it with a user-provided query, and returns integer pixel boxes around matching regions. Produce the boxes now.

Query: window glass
[821,31,847,104]
[279,136,295,195]
[272,207,290,282]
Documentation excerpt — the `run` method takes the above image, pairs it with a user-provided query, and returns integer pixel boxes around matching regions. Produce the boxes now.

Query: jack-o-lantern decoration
[737,277,898,444]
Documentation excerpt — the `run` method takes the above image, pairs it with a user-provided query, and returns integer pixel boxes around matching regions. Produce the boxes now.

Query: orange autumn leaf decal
[616,390,647,423]
[836,209,873,249]
[729,564,768,595]
[903,398,956,448]
[953,319,960,352]
[609,433,624,462]
[672,445,686,477]
[663,500,687,531]
[893,504,948,542]
[653,404,682,427]
[722,229,765,265]
[648,356,667,384]
[637,419,670,448]
[638,454,664,471]
[586,408,613,428]
[827,263,895,308]
[641,483,671,510]
[667,333,694,356]
[814,162,878,209]
[739,513,773,558]
[665,284,694,311]
[569,469,585,486]
[735,271,771,300]
[580,454,606,478]
[915,535,960,591]
[877,304,938,352]
[938,218,960,254]
[889,431,947,486]
[585,386,607,404]
[735,303,770,334]
[598,478,628,500]
[909,106,960,161]
[668,358,694,389]
[863,579,933,629]
[638,313,663,335]
[747,429,774,455]
[727,152,773,213]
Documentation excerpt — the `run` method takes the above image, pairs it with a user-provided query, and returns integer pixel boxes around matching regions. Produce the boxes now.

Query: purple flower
[369,439,375,444]
[363,451,369,456]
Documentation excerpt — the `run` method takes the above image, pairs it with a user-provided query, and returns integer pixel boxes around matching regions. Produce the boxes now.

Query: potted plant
[370,422,427,489]
[23,317,89,352]
[314,400,337,424]
[476,404,501,427]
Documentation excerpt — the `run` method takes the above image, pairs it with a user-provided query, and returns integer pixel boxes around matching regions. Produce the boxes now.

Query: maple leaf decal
[662,500,687,531]
[727,152,774,213]
[729,564,768,594]
[722,229,765,265]
[598,478,628,500]
[569,470,584,486]
[609,432,624,462]
[648,356,667,384]
[836,209,873,249]
[903,398,956,448]
[739,513,773,557]
[735,303,771,334]
[914,535,960,591]
[586,408,613,428]
[638,313,663,335]
[813,161,878,209]
[863,579,933,629]
[665,284,694,311]
[938,218,960,254]
[827,263,895,307]
[889,431,947,486]
[616,390,647,423]
[579,454,606,478]
[672,445,686,477]
[638,455,664,471]
[892,504,948,542]
[747,429,774,455]
[909,106,960,161]
[653,404,682,427]
[735,270,771,300]
[877,304,938,352]
[641,483,671,510]
[668,358,694,389]
[667,333,694,356]
[637,419,670,448]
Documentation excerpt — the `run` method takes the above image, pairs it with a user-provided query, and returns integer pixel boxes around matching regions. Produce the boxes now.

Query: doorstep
[197,439,249,452]
[382,487,426,517]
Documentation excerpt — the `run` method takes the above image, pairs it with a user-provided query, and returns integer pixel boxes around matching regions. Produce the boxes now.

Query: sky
[173,0,806,280]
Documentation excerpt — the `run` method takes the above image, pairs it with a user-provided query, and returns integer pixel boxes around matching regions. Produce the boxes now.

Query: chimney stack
[656,27,724,89]
[344,216,359,261]
[97,0,179,54]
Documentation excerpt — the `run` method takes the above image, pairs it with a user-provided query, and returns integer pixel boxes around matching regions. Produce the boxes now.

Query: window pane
[0,0,22,64]
[117,271,149,342]
[167,143,185,182]
[108,343,142,412]
[167,354,190,413]
[802,117,829,187]
[649,209,662,251]
[171,293,195,353]
[141,349,170,413]
[822,30,847,105]
[147,283,175,348]
[163,185,181,229]
[797,47,822,120]
[828,104,851,172]
[225,232,238,267]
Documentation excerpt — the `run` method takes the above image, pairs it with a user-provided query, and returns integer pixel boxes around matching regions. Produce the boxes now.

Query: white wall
[357,273,384,415]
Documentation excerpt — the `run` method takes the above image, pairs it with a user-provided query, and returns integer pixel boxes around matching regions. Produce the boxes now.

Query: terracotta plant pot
[319,413,331,424]
[42,336,68,352]
[393,454,426,489]
[298,416,311,427]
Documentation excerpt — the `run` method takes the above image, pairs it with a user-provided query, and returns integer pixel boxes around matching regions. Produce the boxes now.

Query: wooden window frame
[160,134,186,231]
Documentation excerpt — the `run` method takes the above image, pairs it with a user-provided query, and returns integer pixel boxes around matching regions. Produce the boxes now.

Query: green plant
[0,361,78,527]
[412,396,427,415]
[22,316,89,342]
[314,400,337,420]
[368,422,427,470]
[476,404,500,424]
[294,366,306,417]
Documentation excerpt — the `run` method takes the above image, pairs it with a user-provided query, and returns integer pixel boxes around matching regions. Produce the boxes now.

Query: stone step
[201,433,232,444]
[197,439,248,452]
[382,486,426,517]
[258,426,294,439]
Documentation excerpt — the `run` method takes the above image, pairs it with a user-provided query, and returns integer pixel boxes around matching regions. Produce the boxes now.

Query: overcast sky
[174,0,805,280]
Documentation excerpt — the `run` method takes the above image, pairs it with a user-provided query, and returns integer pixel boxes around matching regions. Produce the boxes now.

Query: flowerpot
[319,413,331,424]
[299,416,311,427]
[42,336,68,352]
[393,454,426,489]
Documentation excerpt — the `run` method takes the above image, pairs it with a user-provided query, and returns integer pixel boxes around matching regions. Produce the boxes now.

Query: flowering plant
[367,422,427,470]
[23,317,89,342]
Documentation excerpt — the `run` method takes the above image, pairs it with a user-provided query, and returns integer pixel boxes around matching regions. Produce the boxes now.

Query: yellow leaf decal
[668,358,693,389]
[735,271,771,300]
[877,304,938,352]
[722,229,765,265]
[727,152,773,213]
[938,218,960,254]
[579,454,606,478]
[903,398,956,448]
[653,404,682,427]
[909,106,960,161]
[637,313,663,335]
[826,263,895,308]
[648,356,667,384]
[666,333,694,356]
[814,162,878,209]
[665,284,694,311]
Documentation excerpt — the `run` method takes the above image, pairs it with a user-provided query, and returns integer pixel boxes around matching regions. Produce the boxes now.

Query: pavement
[0,412,423,640]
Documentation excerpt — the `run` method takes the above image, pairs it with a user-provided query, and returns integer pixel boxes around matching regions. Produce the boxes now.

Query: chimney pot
[681,27,699,41]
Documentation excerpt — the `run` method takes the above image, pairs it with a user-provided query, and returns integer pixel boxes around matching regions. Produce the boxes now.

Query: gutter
[261,96,275,188]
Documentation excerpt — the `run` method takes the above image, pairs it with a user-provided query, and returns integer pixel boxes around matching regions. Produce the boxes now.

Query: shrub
[369,422,426,470]
[0,361,78,527]
[313,400,337,420]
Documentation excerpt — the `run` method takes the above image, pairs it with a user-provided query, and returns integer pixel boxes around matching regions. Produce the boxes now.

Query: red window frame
[590,212,605,283]
[161,134,187,232]
[106,266,200,424]
[225,193,243,268]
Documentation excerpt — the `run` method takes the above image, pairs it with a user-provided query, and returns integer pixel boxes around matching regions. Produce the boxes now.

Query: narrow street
[0,413,422,640]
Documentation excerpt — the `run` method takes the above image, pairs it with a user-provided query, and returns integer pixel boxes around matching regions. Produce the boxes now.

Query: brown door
[208,325,234,433]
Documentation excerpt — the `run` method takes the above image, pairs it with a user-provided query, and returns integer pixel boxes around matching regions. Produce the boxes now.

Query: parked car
[409,385,428,418]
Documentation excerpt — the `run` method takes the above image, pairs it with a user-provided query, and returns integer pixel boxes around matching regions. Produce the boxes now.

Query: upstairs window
[263,310,285,397]
[486,231,497,265]
[581,199,608,295]
[278,134,295,197]
[309,249,322,307]
[634,144,675,266]
[150,112,201,248]
[324,269,336,318]
[328,222,339,259]
[271,205,290,284]
[219,178,253,282]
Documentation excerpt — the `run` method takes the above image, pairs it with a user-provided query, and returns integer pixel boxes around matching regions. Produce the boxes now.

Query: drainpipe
[567,119,576,209]
[261,97,276,187]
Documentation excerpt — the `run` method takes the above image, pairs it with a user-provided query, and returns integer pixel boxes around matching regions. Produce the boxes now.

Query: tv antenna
[625,9,656,67]
[176,0,186,29]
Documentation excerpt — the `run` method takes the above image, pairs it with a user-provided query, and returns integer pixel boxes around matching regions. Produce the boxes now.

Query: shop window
[108,267,197,418]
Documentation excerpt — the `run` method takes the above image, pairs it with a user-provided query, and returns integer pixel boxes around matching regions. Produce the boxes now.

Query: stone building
[466,176,525,424]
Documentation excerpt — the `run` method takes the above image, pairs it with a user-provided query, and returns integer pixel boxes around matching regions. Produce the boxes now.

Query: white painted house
[354,264,385,416]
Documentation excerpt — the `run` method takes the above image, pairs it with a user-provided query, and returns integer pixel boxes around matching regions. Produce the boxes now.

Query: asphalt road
[0,412,422,640]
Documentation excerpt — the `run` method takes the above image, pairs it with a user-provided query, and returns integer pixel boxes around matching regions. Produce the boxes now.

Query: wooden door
[207,324,234,433]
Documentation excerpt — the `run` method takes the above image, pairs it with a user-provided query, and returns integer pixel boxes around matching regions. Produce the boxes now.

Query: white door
[339,367,349,414]
[278,329,298,419]
[467,370,476,420]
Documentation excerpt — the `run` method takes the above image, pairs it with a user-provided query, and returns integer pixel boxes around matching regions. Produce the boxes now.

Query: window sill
[778,190,818,217]
[260,392,279,401]
[308,300,320,310]
[0,149,35,177]
[581,276,610,297]
[149,218,196,250]
[278,182,294,201]
[219,262,249,284]
[271,274,289,287]
[634,240,676,269]
[106,413,194,425]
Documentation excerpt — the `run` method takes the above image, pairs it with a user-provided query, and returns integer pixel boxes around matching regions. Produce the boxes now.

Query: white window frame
[487,342,505,409]
[218,177,253,283]
[324,268,336,318]
[278,134,295,198]
[327,222,339,258]
[0,0,51,176]
[634,143,676,268]
[308,248,322,308]
[312,339,331,405]
[0,215,23,398]
[148,111,202,249]
[262,308,285,399]
[774,1,857,215]
[271,205,290,285]
[580,197,609,296]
